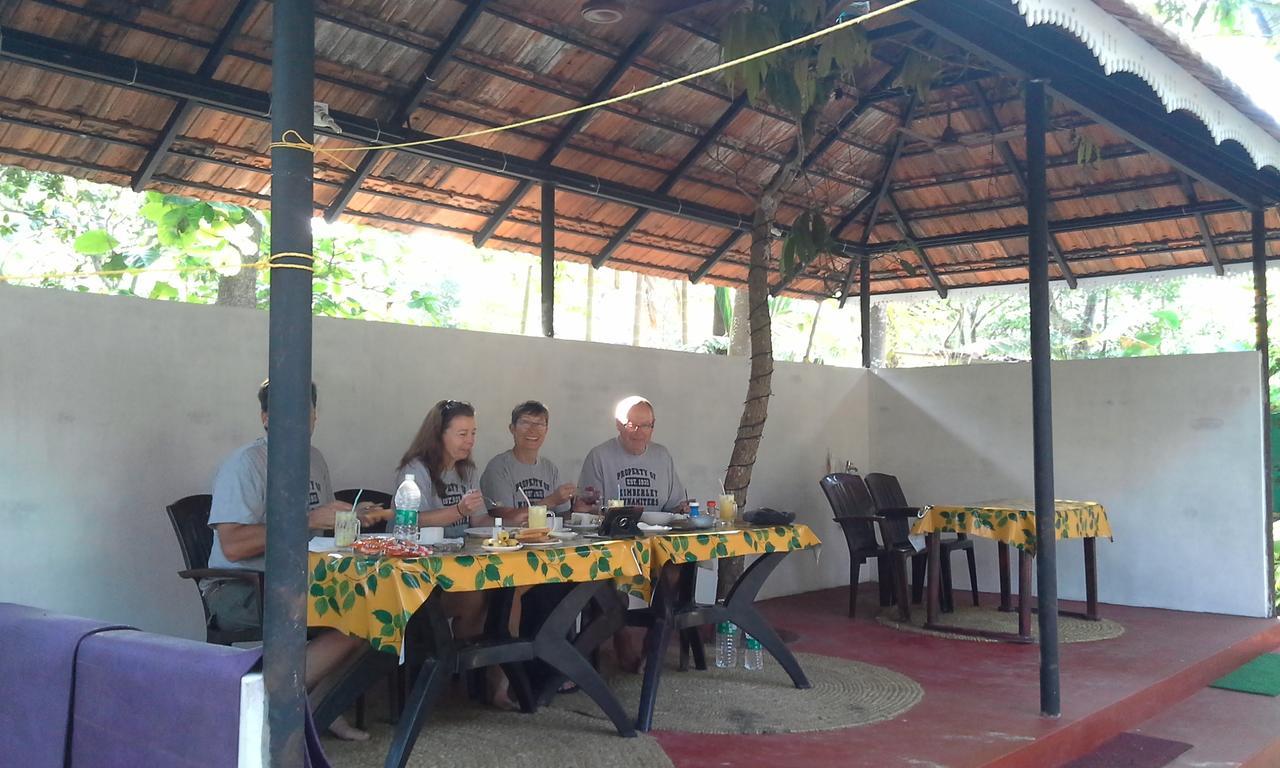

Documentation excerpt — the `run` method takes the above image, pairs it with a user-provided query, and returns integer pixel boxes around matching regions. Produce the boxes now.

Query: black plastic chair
[165,494,264,646]
[866,473,979,612]
[335,488,393,534]
[819,473,912,619]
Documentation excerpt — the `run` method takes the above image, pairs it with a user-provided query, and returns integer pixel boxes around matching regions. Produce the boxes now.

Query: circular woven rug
[322,702,673,768]
[552,651,922,734]
[875,604,1125,643]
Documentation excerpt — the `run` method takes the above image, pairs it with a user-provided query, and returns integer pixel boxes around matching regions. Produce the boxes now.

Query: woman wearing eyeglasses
[395,399,489,539]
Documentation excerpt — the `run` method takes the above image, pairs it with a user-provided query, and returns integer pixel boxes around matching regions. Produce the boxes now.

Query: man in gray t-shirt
[579,396,688,514]
[208,436,336,572]
[204,380,377,741]
[481,400,577,520]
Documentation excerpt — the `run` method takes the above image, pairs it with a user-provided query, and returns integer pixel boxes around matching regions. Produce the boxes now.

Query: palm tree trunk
[718,208,775,598]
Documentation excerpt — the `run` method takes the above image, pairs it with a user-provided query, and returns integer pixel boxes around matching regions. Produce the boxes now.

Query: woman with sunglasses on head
[395,400,516,708]
[395,399,489,539]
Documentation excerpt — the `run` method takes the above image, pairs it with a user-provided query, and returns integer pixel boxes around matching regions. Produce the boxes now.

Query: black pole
[266,0,313,764]
[541,182,555,338]
[860,256,872,368]
[1255,209,1275,614]
[1026,78,1061,716]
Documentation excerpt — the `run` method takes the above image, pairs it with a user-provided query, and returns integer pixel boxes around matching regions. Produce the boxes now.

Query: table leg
[925,533,940,627]
[998,542,1012,612]
[531,581,636,737]
[1017,549,1032,642]
[1084,536,1099,621]
[636,565,677,733]
[384,595,457,768]
[721,552,810,691]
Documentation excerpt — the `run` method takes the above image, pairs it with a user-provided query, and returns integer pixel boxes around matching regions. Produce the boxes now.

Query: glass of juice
[718,494,737,522]
[528,504,548,529]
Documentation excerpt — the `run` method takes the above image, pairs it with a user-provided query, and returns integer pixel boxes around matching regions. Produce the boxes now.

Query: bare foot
[328,714,370,742]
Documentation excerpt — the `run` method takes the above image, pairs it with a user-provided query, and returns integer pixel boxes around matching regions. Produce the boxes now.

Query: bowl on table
[639,511,677,526]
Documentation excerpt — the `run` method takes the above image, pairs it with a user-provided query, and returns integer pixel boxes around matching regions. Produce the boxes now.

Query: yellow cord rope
[0,251,315,283]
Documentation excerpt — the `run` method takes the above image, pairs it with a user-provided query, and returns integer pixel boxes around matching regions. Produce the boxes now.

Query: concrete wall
[0,285,869,639]
[870,355,1271,617]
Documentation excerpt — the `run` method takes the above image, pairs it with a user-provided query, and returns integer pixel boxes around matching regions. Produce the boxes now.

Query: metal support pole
[541,182,555,338]
[1026,78,1060,717]
[860,256,872,368]
[1254,209,1275,614]
[265,0,314,764]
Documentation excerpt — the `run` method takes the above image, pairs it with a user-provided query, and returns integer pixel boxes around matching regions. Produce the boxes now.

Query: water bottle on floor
[393,474,421,542]
[742,634,763,671]
[715,622,738,668]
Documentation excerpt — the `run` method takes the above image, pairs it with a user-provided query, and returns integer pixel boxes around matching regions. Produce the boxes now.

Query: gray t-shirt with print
[396,458,477,537]
[207,436,334,572]
[480,450,567,513]
[578,437,686,513]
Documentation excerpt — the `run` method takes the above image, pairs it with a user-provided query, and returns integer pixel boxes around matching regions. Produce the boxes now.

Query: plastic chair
[865,473,979,612]
[165,494,263,646]
[335,488,393,534]
[819,473,913,619]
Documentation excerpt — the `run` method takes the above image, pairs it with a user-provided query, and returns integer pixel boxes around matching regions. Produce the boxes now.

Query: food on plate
[514,527,553,544]
[352,536,432,558]
[484,529,517,548]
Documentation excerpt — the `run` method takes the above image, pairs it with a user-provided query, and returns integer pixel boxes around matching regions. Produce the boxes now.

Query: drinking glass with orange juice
[718,494,737,522]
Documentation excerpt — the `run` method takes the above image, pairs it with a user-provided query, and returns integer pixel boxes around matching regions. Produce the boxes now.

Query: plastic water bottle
[393,474,421,542]
[742,634,763,671]
[715,622,738,668]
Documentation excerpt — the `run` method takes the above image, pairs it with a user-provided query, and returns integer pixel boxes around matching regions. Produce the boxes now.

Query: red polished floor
[650,586,1280,768]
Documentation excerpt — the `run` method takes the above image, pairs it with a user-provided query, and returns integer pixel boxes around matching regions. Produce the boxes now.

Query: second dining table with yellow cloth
[912,499,1111,642]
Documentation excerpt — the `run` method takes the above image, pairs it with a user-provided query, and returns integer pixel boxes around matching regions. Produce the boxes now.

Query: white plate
[521,539,564,548]
[549,530,579,539]
[481,542,523,552]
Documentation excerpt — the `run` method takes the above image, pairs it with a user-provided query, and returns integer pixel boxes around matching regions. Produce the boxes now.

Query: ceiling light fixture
[581,0,624,24]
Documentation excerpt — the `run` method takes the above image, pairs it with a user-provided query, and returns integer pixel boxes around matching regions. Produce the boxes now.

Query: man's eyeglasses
[515,419,548,430]
[623,421,655,432]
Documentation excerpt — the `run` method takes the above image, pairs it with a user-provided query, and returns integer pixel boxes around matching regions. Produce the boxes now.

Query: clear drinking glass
[334,509,361,547]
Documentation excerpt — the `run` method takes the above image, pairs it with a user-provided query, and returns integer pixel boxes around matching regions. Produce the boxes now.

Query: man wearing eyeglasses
[579,395,689,515]
[480,400,578,521]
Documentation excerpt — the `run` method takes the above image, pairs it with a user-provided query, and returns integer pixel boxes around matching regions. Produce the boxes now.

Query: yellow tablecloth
[638,524,822,599]
[307,538,648,655]
[912,500,1110,557]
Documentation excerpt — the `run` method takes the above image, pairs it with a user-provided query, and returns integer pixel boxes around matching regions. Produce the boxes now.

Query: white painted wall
[0,284,868,639]
[870,355,1271,617]
[1,284,1267,635]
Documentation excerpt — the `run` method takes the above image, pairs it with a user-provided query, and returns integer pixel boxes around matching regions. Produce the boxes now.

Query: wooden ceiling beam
[471,24,665,248]
[967,82,1077,288]
[690,231,746,283]
[1178,173,1226,275]
[323,0,489,223]
[885,195,947,297]
[130,0,257,192]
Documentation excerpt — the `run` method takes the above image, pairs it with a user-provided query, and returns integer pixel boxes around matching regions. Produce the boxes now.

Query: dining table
[912,499,1112,642]
[306,534,651,768]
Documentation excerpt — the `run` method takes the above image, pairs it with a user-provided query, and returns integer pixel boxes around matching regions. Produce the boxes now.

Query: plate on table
[481,541,522,552]
[549,530,579,540]
[521,539,564,548]
[566,525,597,535]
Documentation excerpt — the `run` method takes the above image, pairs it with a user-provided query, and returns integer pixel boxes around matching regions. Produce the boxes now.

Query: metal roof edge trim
[1011,0,1280,171]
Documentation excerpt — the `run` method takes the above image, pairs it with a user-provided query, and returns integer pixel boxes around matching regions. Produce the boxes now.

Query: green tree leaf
[73,230,118,255]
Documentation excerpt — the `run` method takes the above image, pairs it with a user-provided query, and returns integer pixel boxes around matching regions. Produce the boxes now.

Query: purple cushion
[69,630,261,768]
[0,603,133,768]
